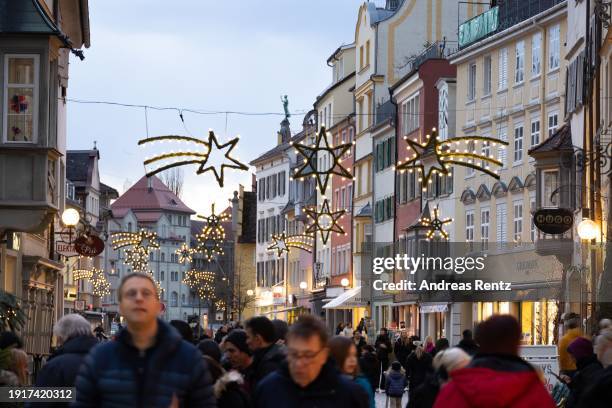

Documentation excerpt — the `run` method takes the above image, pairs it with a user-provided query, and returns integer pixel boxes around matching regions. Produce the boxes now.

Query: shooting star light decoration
[267,232,314,256]
[396,128,509,192]
[291,126,353,195]
[304,199,345,245]
[138,130,248,187]
[111,229,160,272]
[183,270,216,300]
[90,268,110,297]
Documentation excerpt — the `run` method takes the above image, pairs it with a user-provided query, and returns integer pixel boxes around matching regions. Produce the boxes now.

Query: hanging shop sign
[533,208,574,235]
[56,241,78,257]
[74,235,105,257]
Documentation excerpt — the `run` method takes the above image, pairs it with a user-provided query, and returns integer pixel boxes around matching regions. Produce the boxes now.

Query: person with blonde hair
[8,348,29,385]
[424,336,435,354]
[405,341,433,405]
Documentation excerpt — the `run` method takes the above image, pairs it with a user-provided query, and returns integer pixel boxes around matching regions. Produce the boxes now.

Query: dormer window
[4,55,39,143]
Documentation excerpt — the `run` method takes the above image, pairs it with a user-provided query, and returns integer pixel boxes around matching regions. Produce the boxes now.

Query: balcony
[0,146,61,232]
[459,0,565,49]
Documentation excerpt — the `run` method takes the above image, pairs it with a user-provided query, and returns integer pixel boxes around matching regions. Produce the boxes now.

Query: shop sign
[533,208,573,235]
[74,235,105,257]
[56,241,78,257]
[74,300,85,311]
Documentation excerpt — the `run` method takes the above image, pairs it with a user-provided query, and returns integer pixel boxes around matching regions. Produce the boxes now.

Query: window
[498,48,508,90]
[514,124,523,163]
[515,41,525,83]
[161,252,165,262]
[481,208,490,249]
[513,202,523,241]
[530,197,536,242]
[375,137,395,171]
[181,293,185,305]
[497,124,507,168]
[466,211,475,242]
[481,141,491,168]
[161,271,165,281]
[530,119,540,146]
[365,40,370,67]
[483,55,492,95]
[542,170,560,207]
[548,112,558,137]
[532,32,542,75]
[359,45,364,69]
[402,93,420,135]
[548,24,560,71]
[170,292,178,307]
[496,203,507,243]
[466,141,475,177]
[4,55,39,142]
[468,62,477,101]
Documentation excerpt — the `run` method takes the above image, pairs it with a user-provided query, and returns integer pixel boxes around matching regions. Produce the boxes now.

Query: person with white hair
[34,314,97,403]
[579,328,612,407]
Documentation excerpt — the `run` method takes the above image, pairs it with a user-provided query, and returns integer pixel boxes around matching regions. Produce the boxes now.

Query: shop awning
[323,287,366,309]
[420,303,448,313]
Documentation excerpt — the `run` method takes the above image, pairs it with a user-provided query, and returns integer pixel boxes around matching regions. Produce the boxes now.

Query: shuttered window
[498,48,508,90]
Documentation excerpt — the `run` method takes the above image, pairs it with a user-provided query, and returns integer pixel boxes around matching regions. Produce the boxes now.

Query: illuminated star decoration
[196,204,229,261]
[90,268,110,297]
[304,199,345,245]
[291,125,353,195]
[183,270,216,300]
[215,299,226,311]
[176,243,196,264]
[73,268,94,280]
[111,229,160,271]
[396,128,509,192]
[418,205,453,240]
[267,232,314,256]
[139,130,248,187]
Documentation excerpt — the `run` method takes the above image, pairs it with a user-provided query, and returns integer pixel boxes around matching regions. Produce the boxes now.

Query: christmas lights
[396,128,509,192]
[195,204,228,261]
[418,205,453,240]
[304,199,346,245]
[111,229,159,272]
[90,268,110,297]
[138,130,248,187]
[183,270,216,300]
[292,125,352,195]
[267,232,314,256]
[176,243,196,264]
[73,269,94,280]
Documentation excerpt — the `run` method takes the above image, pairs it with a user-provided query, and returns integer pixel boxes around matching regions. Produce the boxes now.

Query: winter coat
[214,370,252,408]
[359,352,380,392]
[566,354,603,408]
[247,343,286,391]
[254,359,369,408]
[558,328,582,372]
[406,351,433,391]
[74,319,216,408]
[36,335,98,388]
[353,374,376,408]
[433,353,556,408]
[353,337,367,357]
[579,365,612,408]
[375,335,392,362]
[394,339,411,368]
[457,339,479,356]
[407,373,441,408]
[385,368,407,398]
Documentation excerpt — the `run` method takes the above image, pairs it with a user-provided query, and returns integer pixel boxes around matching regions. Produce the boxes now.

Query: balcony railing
[459,0,565,49]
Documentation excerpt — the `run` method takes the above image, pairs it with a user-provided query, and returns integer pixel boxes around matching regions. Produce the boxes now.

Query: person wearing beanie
[564,337,602,408]
[433,315,555,408]
[223,330,253,375]
[385,361,407,408]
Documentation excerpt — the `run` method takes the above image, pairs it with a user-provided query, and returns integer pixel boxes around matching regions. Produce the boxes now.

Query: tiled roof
[111,175,195,216]
[100,182,119,198]
[355,202,372,218]
[67,150,98,184]
[528,124,573,155]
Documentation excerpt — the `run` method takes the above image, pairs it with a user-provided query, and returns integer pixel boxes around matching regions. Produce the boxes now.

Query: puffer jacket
[214,370,251,408]
[433,354,555,408]
[385,368,407,398]
[36,335,98,388]
[247,343,286,390]
[74,319,215,408]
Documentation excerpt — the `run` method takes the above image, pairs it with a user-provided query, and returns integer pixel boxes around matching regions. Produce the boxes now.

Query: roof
[355,202,372,218]
[66,150,98,184]
[100,182,119,198]
[134,212,164,223]
[0,0,58,34]
[528,124,573,155]
[111,175,195,217]
[249,123,315,166]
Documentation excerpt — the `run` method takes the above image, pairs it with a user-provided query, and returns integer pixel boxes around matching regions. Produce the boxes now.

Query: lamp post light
[59,208,81,244]
[340,278,350,288]
[577,218,599,241]
[246,289,254,297]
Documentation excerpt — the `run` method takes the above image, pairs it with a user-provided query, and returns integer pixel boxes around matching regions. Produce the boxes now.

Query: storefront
[323,286,368,333]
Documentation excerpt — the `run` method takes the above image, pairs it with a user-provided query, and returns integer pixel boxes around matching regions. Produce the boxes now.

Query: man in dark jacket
[564,337,603,408]
[374,328,392,388]
[254,315,368,408]
[32,314,98,407]
[74,272,215,407]
[457,329,479,356]
[434,315,555,408]
[358,345,380,393]
[245,316,286,391]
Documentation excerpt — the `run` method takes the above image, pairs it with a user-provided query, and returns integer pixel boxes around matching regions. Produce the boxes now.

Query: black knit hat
[224,329,250,355]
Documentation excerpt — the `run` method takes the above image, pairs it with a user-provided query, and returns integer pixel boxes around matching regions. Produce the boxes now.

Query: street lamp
[341,278,349,288]
[299,281,308,290]
[61,208,80,227]
[246,289,254,297]
[578,218,599,240]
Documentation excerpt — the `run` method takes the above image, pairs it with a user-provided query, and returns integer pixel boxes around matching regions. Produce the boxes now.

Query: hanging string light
[183,270,216,300]
[396,128,509,192]
[90,268,110,297]
[304,199,346,245]
[111,229,159,271]
[138,130,249,187]
[417,205,453,240]
[291,125,352,195]
[73,269,94,280]
[195,204,229,261]
[267,232,314,256]
[175,242,196,264]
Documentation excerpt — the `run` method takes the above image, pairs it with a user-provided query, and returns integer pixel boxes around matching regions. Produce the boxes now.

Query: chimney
[385,0,399,11]
[147,176,153,192]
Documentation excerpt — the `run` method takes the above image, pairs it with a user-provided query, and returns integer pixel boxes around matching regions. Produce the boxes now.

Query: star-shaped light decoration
[291,126,353,195]
[267,232,314,256]
[418,205,453,240]
[183,270,216,300]
[197,204,230,238]
[175,243,196,264]
[125,246,150,271]
[195,204,229,261]
[73,268,94,281]
[304,199,346,245]
[139,130,248,187]
[396,128,509,192]
[215,299,226,311]
[90,268,110,297]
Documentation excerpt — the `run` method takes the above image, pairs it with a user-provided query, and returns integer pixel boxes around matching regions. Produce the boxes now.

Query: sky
[67,0,366,215]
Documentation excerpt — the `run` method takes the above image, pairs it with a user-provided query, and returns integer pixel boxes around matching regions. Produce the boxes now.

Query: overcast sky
[67,0,365,215]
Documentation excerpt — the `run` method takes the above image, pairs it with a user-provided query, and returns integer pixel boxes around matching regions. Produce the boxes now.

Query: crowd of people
[0,272,610,407]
